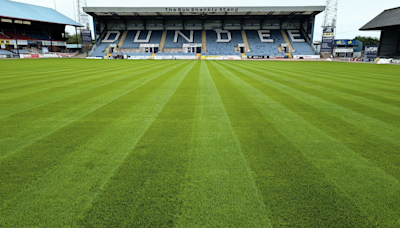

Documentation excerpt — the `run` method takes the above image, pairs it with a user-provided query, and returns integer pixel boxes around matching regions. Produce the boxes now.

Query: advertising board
[10,40,28,45]
[335,40,355,46]
[364,45,379,58]
[128,56,151,60]
[247,55,268,59]
[56,53,72,57]
[182,44,202,48]
[80,30,93,45]
[20,54,39,58]
[173,55,198,60]
[321,33,334,53]
[40,41,67,46]
[0,39,11,45]
[292,55,320,59]
[201,55,241,60]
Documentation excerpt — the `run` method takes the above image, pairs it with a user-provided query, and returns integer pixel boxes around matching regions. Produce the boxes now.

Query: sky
[9,0,400,40]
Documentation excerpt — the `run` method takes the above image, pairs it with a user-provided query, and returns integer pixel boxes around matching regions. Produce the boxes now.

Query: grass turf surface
[0,59,399,227]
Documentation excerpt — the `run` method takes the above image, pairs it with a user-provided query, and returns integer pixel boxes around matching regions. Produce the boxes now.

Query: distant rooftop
[0,0,82,27]
[360,7,400,30]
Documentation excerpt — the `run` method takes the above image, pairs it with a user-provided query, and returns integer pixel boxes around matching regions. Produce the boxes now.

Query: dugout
[360,7,400,58]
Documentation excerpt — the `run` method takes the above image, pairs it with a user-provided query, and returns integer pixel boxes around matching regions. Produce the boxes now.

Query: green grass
[0,59,399,227]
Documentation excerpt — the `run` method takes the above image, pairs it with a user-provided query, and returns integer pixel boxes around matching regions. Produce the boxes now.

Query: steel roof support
[12,20,19,56]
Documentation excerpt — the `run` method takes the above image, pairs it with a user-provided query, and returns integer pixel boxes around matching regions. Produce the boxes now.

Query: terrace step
[159,31,167,52]
[281,30,294,53]
[241,30,251,52]
[202,30,207,53]
[117,31,128,51]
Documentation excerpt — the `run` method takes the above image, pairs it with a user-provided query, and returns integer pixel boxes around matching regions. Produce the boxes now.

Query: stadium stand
[0,32,10,39]
[84,6,324,58]
[360,7,400,58]
[286,30,315,55]
[91,29,318,57]
[0,0,83,56]
[246,30,286,57]
[0,49,13,55]
[3,31,32,40]
[11,49,30,54]
[163,30,202,48]
[205,30,243,55]
[25,31,51,40]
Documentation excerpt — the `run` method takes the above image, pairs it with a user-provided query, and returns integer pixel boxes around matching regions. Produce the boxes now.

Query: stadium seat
[246,30,286,56]
[25,31,51,40]
[4,31,32,40]
[163,30,202,48]
[120,30,163,50]
[11,49,30,54]
[0,49,13,55]
[0,33,10,39]
[285,30,315,55]
[206,30,243,55]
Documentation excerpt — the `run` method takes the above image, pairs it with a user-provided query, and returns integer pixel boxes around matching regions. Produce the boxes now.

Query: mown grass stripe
[220,61,400,178]
[268,63,400,96]
[236,62,400,117]
[79,62,200,228]
[176,61,271,227]
[0,63,131,91]
[0,60,132,86]
[242,62,400,103]
[239,61,400,97]
[207,61,371,227]
[0,61,155,97]
[240,61,400,85]
[221,61,400,145]
[0,61,182,158]
[212,61,400,226]
[0,62,198,227]
[0,61,192,208]
[0,61,176,119]
[0,59,97,81]
[264,62,400,89]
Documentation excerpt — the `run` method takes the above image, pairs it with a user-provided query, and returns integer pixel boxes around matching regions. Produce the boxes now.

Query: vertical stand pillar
[75,27,79,49]
[93,18,98,45]
[12,20,19,55]
[49,28,53,52]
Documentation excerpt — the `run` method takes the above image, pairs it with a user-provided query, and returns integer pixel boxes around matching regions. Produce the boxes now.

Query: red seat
[4,32,32,40]
[0,34,10,39]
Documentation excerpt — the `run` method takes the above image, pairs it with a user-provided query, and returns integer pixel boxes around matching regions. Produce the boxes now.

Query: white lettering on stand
[215,29,231,43]
[287,30,305,43]
[174,31,194,42]
[102,31,121,43]
[134,31,152,43]
[258,30,274,43]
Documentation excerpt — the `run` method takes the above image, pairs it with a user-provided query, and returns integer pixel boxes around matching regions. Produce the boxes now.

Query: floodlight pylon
[76,0,90,30]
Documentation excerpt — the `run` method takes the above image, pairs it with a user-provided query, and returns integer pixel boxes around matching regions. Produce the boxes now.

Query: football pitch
[1,59,400,227]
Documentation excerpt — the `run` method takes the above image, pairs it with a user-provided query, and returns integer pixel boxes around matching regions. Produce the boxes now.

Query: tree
[66,32,82,44]
[354,36,380,46]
